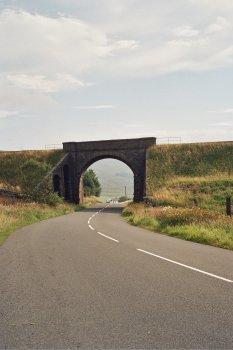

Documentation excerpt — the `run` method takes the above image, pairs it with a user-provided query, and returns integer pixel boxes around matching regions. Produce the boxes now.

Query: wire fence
[156,137,181,145]
[44,144,62,150]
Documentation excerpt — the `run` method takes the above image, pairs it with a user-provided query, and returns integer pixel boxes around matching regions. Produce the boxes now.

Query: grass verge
[0,196,97,245]
[123,203,233,250]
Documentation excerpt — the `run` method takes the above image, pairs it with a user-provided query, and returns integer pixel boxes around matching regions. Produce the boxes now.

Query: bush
[20,159,61,206]
[44,192,63,207]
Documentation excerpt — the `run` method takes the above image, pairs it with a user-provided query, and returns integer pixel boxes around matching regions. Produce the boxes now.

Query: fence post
[226,197,231,217]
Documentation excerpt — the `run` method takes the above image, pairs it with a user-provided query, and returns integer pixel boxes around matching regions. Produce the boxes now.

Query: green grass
[148,142,233,191]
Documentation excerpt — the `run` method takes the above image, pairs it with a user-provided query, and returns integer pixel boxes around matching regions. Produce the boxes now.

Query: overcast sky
[0,0,233,150]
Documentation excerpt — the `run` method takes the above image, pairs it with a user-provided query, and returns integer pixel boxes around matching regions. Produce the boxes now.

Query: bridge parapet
[63,137,156,152]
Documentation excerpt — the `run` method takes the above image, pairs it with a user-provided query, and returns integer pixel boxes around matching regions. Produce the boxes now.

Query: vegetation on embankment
[0,150,102,201]
[0,149,63,191]
[148,142,233,188]
[124,142,233,250]
[0,196,97,245]
[147,142,233,214]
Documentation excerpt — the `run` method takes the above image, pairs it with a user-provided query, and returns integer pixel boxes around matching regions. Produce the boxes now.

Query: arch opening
[53,174,61,196]
[80,157,134,203]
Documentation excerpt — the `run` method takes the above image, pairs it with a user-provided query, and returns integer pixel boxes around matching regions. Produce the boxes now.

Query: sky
[0,0,233,150]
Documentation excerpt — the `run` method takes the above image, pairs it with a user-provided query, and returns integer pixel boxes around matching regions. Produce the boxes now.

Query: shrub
[44,192,63,207]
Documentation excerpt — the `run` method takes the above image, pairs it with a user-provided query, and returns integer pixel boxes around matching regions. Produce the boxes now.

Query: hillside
[90,159,134,199]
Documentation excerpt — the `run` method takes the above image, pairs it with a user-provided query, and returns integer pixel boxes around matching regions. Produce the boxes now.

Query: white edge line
[97,232,119,243]
[137,249,233,283]
[88,225,95,231]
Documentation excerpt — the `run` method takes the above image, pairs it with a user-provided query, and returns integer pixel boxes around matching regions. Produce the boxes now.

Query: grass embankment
[0,149,63,191]
[124,142,233,250]
[0,196,97,245]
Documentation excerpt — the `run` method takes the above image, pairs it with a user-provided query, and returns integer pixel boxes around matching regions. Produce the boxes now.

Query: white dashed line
[97,232,119,243]
[137,249,233,283]
[87,204,119,242]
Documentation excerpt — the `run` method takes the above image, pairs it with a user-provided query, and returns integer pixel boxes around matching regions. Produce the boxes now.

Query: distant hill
[90,159,134,198]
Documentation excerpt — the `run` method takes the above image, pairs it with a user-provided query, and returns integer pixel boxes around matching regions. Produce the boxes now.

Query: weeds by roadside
[123,203,233,250]
[150,175,233,214]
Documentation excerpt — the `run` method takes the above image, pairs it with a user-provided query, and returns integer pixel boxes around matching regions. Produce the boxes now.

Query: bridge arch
[78,155,134,203]
[52,137,156,203]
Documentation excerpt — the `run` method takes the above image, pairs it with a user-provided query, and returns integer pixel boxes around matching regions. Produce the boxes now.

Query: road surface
[0,203,233,349]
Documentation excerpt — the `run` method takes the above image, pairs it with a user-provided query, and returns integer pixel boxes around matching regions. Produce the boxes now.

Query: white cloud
[0,74,60,114]
[211,122,233,127]
[74,105,116,110]
[207,16,232,34]
[6,73,92,93]
[0,110,18,119]
[0,6,233,87]
[0,9,110,76]
[114,40,139,50]
[222,108,233,114]
[173,25,200,38]
[208,108,233,114]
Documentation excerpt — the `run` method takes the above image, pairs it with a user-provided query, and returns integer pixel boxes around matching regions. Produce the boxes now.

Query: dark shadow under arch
[53,174,61,196]
[63,164,70,200]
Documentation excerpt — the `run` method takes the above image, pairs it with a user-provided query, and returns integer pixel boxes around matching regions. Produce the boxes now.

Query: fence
[156,137,181,145]
[45,144,62,150]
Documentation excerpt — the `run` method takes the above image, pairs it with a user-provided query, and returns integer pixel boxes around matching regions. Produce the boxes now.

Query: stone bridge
[52,137,156,203]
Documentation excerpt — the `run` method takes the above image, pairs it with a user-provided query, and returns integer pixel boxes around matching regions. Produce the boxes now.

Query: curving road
[1,203,233,349]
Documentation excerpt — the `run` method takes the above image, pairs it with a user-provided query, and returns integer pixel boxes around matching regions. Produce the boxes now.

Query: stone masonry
[52,137,156,203]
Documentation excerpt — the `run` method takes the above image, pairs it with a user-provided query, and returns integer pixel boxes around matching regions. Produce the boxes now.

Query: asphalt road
[1,203,233,349]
